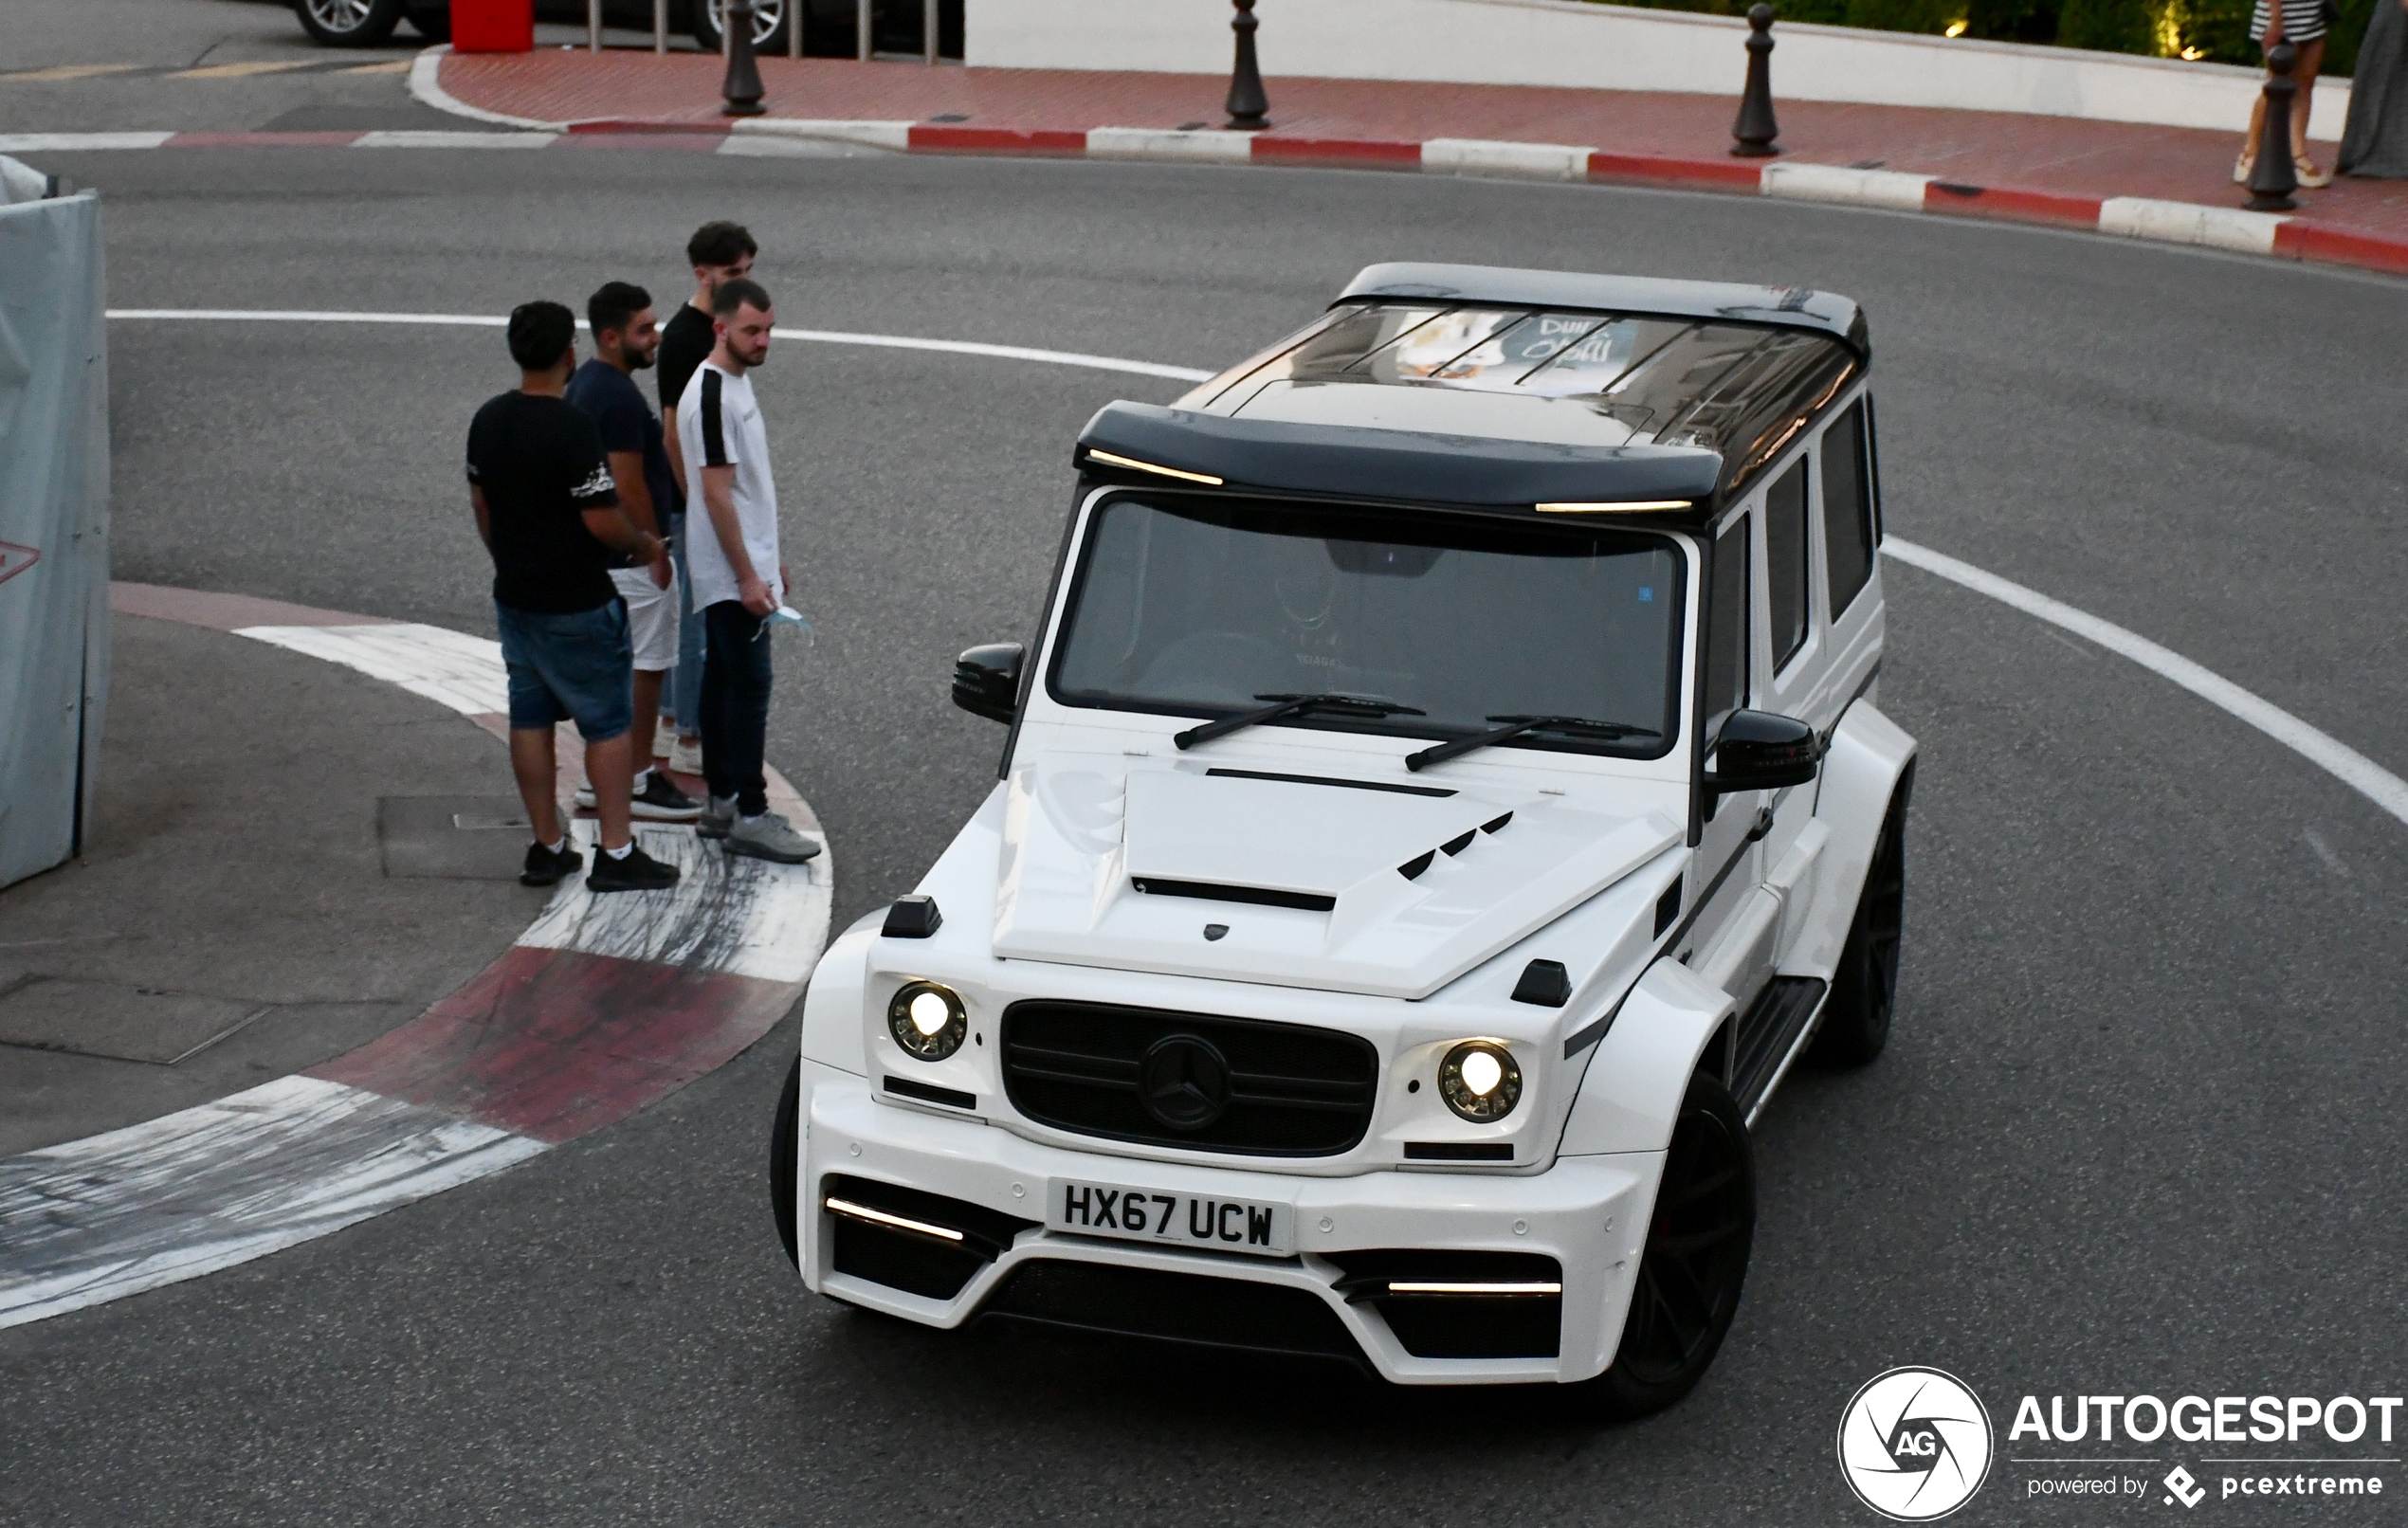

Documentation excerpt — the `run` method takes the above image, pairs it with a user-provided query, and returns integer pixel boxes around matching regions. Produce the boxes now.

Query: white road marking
[103,309,1212,382]
[2302,827,2352,880]
[1885,538,2408,830]
[0,1075,546,1330]
[240,623,509,716]
[520,819,831,985]
[94,310,2405,832]
[0,131,173,151]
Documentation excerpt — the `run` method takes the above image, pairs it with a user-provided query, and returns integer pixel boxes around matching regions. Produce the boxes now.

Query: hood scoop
[994,763,1679,1000]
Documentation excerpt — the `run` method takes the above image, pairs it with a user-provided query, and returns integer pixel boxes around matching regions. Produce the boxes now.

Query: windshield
[1049,494,1686,759]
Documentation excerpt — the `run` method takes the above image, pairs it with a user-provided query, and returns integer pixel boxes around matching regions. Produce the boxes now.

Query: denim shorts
[496,598,633,742]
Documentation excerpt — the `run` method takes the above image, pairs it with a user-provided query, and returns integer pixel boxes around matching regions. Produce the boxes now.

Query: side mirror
[952,642,1025,724]
[1702,709,1820,793]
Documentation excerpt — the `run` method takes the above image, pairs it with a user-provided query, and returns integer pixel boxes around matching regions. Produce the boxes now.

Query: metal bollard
[722,0,766,115]
[655,0,666,55]
[2245,41,2301,209]
[587,0,601,53]
[1225,0,1270,131]
[1731,4,1780,158]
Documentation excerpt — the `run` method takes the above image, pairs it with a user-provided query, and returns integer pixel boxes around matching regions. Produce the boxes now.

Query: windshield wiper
[1175,692,1428,751]
[1405,713,1661,773]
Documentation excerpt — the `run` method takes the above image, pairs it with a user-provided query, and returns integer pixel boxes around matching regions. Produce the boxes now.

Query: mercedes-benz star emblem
[1138,1034,1231,1132]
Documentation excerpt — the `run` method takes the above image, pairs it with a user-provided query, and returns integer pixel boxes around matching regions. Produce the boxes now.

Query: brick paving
[440,49,2408,243]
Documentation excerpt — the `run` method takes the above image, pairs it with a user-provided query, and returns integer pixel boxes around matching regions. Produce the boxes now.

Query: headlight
[886,980,968,1062]
[1437,1040,1521,1122]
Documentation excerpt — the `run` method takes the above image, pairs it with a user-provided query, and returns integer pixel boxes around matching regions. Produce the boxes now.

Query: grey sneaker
[725,810,821,864]
[698,793,737,840]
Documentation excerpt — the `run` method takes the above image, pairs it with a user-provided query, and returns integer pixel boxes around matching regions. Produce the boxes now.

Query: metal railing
[582,0,957,64]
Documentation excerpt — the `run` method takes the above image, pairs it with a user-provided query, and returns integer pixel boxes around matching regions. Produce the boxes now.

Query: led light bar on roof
[1085,448,1224,486]
[823,1195,964,1243]
[1532,500,1694,515]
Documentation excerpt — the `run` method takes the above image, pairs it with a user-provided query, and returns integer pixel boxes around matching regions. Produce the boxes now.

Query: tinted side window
[1765,457,1810,670]
[1823,400,1875,613]
[1704,515,1750,737]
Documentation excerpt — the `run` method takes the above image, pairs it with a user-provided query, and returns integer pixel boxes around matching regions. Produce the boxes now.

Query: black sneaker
[520,839,584,887]
[586,841,681,894]
[629,771,704,822]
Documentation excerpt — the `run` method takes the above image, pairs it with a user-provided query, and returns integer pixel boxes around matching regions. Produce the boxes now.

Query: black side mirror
[952,643,1025,724]
[1702,709,1820,793]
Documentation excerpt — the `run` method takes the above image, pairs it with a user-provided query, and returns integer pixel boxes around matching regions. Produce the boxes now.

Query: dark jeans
[702,598,772,815]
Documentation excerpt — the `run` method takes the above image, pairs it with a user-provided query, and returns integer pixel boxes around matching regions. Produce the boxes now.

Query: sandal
[2234,152,2255,184]
[2294,155,2332,189]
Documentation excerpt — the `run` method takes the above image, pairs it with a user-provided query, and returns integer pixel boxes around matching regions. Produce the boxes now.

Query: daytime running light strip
[1085,448,1225,485]
[824,1196,964,1242]
[1384,1281,1564,1296]
[1532,500,1693,515]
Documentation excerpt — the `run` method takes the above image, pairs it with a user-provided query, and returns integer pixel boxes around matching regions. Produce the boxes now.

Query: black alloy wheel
[1584,1072,1755,1420]
[294,0,409,46]
[689,0,793,55]
[1809,767,1911,1067]
[770,1055,801,1267]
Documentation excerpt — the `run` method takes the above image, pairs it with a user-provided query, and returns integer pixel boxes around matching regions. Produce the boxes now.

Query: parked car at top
[769,263,1917,1414]
[291,0,961,57]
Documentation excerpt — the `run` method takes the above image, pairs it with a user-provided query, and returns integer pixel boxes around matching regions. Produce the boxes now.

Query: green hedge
[1595,0,2377,75]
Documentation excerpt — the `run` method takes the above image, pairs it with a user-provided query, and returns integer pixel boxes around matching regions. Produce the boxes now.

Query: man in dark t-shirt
[466,300,678,895]
[655,219,757,779]
[566,281,699,827]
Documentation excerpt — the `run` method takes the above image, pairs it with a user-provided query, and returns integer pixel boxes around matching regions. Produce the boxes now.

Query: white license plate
[1049,1178,1292,1258]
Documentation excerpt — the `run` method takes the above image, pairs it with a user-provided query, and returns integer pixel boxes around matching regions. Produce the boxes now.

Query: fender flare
[1787,700,1917,980]
[797,908,884,1077]
[1557,957,1737,1156]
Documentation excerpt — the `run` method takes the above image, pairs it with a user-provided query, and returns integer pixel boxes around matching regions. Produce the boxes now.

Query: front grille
[822,1173,1037,1301]
[1326,1249,1563,1359]
[979,1260,1364,1364]
[1000,1000,1377,1155]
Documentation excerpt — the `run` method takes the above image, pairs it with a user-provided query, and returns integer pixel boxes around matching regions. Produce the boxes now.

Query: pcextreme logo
[0,541,39,589]
[1838,1367,1996,1521]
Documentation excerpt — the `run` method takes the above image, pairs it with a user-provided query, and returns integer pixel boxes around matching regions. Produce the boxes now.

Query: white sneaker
[668,737,704,775]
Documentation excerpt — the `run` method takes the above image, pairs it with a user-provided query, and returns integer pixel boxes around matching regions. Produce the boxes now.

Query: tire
[1809,766,1911,1068]
[1583,1072,1755,1421]
[688,0,793,55]
[770,1054,801,1268]
[406,6,450,42]
[293,0,408,46]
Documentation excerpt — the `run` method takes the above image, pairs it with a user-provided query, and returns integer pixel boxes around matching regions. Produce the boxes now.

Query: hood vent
[1131,877,1338,913]
[1399,809,1518,882]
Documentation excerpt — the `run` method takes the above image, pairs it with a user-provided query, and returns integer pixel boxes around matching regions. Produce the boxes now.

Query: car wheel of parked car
[770,1055,801,1268]
[294,0,409,46]
[406,5,449,42]
[1584,1071,1755,1420]
[688,0,791,55]
[1810,769,1911,1068]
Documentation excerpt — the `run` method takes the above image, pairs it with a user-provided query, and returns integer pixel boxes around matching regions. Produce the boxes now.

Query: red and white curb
[13,109,2403,279]
[0,584,831,1330]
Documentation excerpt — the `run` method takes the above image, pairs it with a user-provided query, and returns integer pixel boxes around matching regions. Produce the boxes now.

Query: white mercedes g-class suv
[771,263,1916,1417]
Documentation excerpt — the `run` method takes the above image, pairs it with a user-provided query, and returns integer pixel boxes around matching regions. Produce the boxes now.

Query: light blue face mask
[759,605,812,645]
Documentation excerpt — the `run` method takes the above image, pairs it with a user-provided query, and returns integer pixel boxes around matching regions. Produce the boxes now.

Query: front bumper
[797,1063,1661,1384]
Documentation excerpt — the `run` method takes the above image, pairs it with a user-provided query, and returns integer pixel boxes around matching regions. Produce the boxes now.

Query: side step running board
[1733,975,1827,1122]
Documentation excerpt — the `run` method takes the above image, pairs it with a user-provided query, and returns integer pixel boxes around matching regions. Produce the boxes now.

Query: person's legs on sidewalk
[607,561,702,821]
[667,511,706,774]
[499,602,581,887]
[501,599,679,893]
[701,598,817,864]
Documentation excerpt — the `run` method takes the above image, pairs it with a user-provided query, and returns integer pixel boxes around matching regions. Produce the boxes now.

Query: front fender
[1557,958,1737,1156]
[1789,700,1917,979]
[797,909,884,1077]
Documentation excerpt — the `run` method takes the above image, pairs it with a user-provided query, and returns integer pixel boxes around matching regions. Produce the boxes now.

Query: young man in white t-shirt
[674,278,818,864]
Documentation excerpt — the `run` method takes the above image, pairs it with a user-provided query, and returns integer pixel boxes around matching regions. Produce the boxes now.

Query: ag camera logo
[1838,1367,1996,1520]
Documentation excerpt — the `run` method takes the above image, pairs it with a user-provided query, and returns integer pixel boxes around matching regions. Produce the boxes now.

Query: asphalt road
[5,33,2407,1527]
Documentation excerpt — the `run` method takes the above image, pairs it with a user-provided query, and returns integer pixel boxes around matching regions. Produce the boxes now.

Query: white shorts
[611,566,680,672]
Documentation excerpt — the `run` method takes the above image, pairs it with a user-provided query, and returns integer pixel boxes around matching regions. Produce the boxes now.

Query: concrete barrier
[0,164,110,891]
[967,0,2348,141]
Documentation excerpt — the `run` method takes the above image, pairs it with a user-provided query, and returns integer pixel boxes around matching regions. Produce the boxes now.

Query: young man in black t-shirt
[466,300,680,895]
[654,220,757,779]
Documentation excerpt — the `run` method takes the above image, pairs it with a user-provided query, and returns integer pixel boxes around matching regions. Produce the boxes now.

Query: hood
[991,758,1681,1000]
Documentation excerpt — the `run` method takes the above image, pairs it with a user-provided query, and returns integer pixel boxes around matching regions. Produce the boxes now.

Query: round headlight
[1437,1040,1522,1122]
[886,980,968,1062]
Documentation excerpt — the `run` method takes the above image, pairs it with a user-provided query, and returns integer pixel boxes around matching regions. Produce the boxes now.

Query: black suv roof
[1076,264,1869,520]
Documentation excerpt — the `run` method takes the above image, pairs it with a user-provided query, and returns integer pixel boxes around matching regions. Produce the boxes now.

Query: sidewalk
[0,596,536,1157]
[429,48,2408,269]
